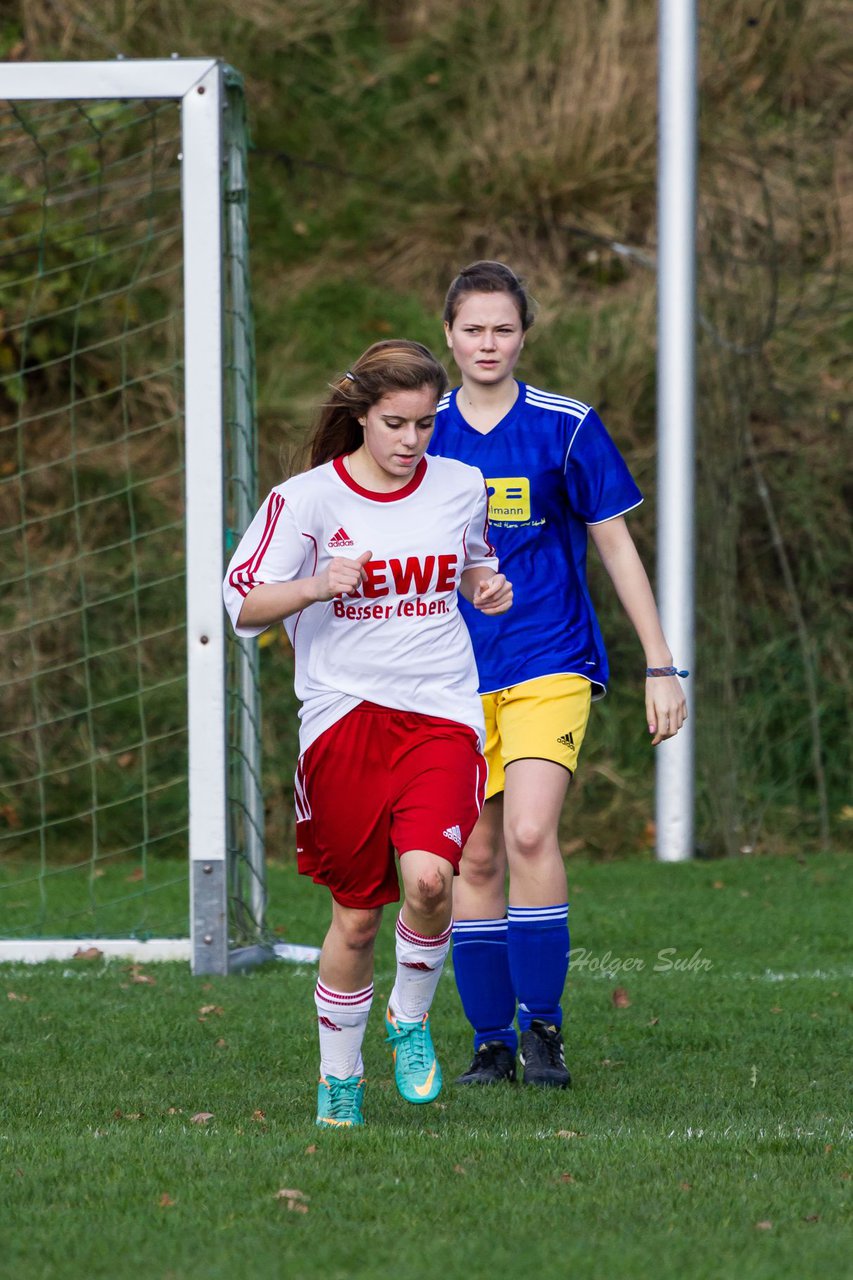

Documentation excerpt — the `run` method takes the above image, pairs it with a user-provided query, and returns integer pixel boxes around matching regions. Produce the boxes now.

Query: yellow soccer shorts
[481,673,593,800]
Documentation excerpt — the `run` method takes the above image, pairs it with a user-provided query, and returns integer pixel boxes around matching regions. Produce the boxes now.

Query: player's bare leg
[385,849,454,1103]
[503,758,570,907]
[453,795,507,920]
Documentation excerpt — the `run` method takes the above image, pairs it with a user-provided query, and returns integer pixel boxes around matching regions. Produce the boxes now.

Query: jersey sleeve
[222,489,310,638]
[563,407,643,525]
[463,475,499,571]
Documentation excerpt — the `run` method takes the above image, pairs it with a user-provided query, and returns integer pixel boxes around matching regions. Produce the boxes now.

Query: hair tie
[345,370,358,383]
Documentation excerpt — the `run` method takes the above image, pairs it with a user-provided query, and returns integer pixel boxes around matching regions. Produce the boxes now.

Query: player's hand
[316,550,372,601]
[646,675,687,746]
[472,573,512,615]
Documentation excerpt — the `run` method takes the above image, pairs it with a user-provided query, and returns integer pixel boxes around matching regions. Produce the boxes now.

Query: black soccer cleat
[455,1040,518,1085]
[519,1020,572,1088]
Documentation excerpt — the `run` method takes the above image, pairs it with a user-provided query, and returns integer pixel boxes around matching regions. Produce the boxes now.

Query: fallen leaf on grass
[73,946,103,961]
[754,1221,773,1231]
[560,1173,576,1183]
[129,968,156,985]
[276,1188,309,1214]
[251,1110,266,1122]
[648,1017,659,1026]
[712,880,725,890]
[680,1182,692,1191]
[7,992,31,1002]
[190,1112,214,1124]
[453,1165,466,1175]
[214,1038,227,1049]
[126,868,145,882]
[159,1193,175,1208]
[198,1004,224,1021]
[600,1059,625,1069]
[556,1130,584,1139]
[167,1108,183,1115]
[304,1145,317,1155]
[611,987,631,1008]
[770,1006,783,1014]
[824,1144,833,1154]
[803,1214,820,1223]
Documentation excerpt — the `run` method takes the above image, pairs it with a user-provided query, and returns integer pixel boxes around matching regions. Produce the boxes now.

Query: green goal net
[0,61,276,971]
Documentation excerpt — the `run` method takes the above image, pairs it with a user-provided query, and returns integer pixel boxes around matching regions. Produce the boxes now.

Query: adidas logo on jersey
[327,527,354,548]
[443,824,462,848]
[557,732,575,747]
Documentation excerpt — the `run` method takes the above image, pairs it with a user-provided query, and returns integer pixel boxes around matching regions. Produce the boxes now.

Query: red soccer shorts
[294,702,486,910]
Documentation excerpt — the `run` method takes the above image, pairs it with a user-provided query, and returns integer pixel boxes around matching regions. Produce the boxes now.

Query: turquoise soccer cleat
[384,1007,443,1104]
[315,1074,366,1127]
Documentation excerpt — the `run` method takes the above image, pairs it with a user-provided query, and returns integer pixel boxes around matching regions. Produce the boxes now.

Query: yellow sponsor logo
[487,476,531,522]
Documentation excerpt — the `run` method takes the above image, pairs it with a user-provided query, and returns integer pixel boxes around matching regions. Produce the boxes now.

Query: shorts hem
[299,866,401,911]
[397,844,462,875]
[479,671,597,696]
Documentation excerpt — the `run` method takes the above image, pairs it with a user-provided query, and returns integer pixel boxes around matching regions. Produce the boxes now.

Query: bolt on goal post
[0,59,315,972]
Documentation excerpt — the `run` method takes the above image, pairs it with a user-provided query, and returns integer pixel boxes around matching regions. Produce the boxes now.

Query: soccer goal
[0,59,313,974]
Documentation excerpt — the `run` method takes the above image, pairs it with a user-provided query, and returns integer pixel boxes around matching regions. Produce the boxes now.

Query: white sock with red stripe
[388,914,452,1023]
[314,980,373,1080]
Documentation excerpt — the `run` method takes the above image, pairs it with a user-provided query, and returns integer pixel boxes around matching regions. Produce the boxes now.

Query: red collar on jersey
[333,454,428,502]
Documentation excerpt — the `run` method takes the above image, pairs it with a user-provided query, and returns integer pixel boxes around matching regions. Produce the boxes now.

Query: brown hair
[443,260,536,331]
[309,340,448,468]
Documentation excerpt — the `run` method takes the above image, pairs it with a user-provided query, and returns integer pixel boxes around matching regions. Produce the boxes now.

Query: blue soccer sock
[507,903,570,1031]
[451,918,518,1054]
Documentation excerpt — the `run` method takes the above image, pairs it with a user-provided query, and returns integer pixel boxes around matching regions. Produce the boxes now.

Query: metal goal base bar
[0,940,320,967]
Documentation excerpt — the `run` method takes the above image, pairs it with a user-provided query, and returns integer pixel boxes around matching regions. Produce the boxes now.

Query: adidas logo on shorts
[557,732,575,747]
[443,824,462,848]
[327,526,355,548]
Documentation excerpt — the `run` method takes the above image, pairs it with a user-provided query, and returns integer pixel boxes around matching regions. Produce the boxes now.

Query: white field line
[361,966,853,986]
[375,1121,852,1144]
[569,968,853,982]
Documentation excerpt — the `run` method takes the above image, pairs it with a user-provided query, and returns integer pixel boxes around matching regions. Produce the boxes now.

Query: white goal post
[0,59,317,973]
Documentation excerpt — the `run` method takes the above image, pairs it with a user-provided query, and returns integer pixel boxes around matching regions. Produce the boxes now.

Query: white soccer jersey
[223,454,497,753]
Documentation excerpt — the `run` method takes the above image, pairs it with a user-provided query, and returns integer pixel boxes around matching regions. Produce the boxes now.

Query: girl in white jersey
[223,340,511,1127]
[428,262,687,1088]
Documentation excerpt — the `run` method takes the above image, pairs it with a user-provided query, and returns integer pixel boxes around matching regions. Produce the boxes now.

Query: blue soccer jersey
[428,382,643,695]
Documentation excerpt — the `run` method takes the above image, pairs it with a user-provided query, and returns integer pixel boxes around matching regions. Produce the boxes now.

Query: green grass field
[1,852,850,1279]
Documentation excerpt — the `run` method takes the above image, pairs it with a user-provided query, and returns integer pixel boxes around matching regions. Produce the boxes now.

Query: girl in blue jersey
[428,261,687,1087]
